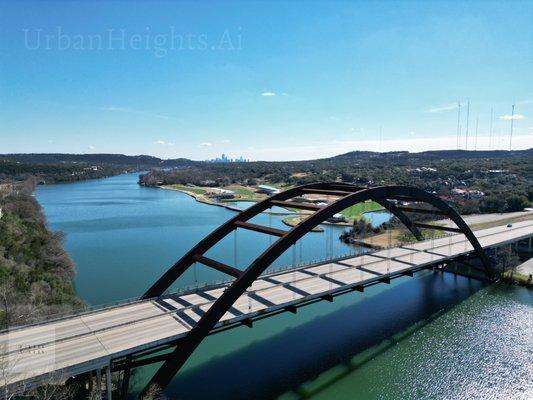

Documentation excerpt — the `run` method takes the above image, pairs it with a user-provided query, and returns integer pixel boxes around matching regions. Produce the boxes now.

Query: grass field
[226,185,256,197]
[340,200,383,219]
[164,184,207,195]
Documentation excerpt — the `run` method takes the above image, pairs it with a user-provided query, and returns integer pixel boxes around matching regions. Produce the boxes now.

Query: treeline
[140,150,533,214]
[0,153,200,184]
[0,179,83,329]
[0,159,128,184]
[0,153,195,168]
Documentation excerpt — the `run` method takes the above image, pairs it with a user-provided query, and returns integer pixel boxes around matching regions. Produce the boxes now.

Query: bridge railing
[0,226,469,335]
[2,247,414,355]
[1,238,396,335]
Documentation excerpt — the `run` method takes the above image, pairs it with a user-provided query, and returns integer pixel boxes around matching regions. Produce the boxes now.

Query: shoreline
[158,185,299,215]
[157,184,388,228]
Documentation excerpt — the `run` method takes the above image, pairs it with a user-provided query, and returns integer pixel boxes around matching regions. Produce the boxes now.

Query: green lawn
[226,185,256,197]
[165,184,207,195]
[340,200,383,219]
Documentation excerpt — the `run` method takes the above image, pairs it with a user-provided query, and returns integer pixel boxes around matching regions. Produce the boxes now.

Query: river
[36,174,532,400]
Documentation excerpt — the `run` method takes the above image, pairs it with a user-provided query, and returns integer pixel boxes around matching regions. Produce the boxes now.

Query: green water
[280,284,532,400]
[35,174,533,399]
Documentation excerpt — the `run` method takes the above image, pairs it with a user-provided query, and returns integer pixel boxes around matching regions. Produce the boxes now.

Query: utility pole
[509,104,515,151]
[489,107,494,149]
[456,102,461,149]
[465,99,470,150]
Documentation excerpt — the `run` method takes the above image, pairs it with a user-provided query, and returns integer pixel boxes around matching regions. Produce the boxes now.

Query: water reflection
[130,271,485,399]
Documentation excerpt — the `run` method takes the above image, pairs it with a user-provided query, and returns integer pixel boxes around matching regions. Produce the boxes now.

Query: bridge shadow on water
[136,271,485,400]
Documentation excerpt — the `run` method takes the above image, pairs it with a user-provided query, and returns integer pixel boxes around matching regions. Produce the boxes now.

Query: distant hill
[0,153,196,168]
[332,149,533,161]
[1,149,531,171]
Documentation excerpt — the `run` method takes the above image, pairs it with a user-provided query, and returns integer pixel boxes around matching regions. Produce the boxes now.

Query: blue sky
[1,0,532,160]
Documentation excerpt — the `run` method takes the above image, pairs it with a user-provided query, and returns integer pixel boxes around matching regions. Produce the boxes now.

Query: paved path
[1,220,532,390]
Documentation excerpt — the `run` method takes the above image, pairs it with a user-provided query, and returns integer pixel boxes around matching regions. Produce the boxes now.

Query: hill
[0,153,195,167]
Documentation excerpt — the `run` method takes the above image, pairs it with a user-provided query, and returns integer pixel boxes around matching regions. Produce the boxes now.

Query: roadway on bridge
[2,220,532,389]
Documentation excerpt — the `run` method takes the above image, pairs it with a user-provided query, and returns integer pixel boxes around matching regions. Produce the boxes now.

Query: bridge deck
[2,220,532,388]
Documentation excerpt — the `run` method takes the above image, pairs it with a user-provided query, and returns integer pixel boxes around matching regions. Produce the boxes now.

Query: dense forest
[139,149,533,214]
[0,179,83,329]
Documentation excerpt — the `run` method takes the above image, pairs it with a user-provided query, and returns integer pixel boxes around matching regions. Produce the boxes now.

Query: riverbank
[159,184,299,214]
[282,216,325,232]
[159,184,384,225]
[502,258,533,287]
[0,180,83,329]
[346,211,533,249]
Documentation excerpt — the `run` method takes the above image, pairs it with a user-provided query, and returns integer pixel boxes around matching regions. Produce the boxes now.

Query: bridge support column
[106,364,113,400]
[96,369,102,400]
[120,356,132,400]
[88,371,93,393]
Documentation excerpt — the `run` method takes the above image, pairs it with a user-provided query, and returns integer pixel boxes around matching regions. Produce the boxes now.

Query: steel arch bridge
[139,182,494,394]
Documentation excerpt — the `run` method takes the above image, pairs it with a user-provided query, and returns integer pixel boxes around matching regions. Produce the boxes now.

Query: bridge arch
[140,183,493,394]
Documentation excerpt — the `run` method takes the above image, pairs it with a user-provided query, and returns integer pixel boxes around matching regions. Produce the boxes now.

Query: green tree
[505,195,528,212]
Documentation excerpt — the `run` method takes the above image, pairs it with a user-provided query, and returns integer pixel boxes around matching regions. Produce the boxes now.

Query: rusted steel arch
[142,183,421,299]
[139,184,493,396]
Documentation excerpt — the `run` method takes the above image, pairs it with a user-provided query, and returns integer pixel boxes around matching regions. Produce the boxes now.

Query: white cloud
[426,103,458,113]
[499,114,525,120]
[87,145,95,150]
[199,142,212,147]
[153,140,175,146]
[220,139,231,143]
[261,92,276,97]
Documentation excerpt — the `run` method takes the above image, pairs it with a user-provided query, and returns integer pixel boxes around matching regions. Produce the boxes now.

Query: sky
[0,0,532,161]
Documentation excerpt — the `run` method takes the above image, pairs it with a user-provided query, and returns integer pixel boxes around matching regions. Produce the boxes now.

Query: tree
[479,195,506,213]
[494,247,520,274]
[505,195,528,212]
[141,384,167,400]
